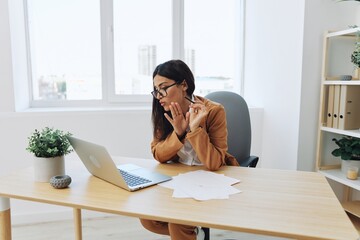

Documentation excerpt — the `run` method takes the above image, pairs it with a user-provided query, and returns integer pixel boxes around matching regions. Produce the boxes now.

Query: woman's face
[153,75,187,112]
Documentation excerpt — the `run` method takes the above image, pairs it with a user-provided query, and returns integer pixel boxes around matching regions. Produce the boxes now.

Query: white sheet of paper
[159,170,241,201]
[175,170,240,186]
[177,184,241,201]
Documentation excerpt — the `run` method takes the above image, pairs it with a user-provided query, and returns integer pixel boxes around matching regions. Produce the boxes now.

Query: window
[25,0,244,107]
[184,0,239,96]
[112,0,172,100]
[27,0,102,102]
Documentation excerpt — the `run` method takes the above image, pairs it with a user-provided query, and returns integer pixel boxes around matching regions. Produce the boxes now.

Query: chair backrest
[205,91,252,165]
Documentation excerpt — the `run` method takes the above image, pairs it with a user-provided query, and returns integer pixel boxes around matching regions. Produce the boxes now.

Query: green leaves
[332,136,360,160]
[351,49,360,68]
[351,28,360,68]
[26,127,73,158]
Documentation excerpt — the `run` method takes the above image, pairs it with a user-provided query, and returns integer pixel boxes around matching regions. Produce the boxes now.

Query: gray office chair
[205,91,258,167]
[202,91,259,240]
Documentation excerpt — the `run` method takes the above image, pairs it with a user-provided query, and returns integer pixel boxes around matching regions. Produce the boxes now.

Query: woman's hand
[164,102,189,138]
[189,102,208,131]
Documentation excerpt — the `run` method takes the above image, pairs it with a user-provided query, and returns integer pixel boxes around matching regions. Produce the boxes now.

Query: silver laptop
[67,136,172,191]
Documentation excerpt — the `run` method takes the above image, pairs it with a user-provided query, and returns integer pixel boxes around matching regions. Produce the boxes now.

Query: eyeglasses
[151,82,177,98]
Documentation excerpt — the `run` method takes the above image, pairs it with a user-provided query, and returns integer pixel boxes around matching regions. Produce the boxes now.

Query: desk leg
[73,208,82,240]
[0,198,11,240]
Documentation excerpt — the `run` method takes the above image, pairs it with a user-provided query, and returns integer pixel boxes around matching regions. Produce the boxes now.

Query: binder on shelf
[338,85,360,130]
[332,85,341,128]
[326,85,335,127]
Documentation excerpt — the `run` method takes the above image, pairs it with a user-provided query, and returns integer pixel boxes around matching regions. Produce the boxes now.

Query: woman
[140,60,238,240]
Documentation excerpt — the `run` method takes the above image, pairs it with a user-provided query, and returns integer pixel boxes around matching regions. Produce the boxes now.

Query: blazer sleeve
[151,131,182,163]
[186,104,228,171]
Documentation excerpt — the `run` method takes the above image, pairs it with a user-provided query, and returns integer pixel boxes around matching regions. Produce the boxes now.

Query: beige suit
[151,95,238,170]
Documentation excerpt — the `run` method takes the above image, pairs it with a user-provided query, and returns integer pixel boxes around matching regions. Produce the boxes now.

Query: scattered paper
[159,170,241,201]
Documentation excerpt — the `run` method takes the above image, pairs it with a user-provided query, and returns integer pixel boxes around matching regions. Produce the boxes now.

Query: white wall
[244,0,305,170]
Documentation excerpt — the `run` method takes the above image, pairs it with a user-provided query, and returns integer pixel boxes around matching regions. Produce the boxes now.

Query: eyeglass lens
[151,82,177,98]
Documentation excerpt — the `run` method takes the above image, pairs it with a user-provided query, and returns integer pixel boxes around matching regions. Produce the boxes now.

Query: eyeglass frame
[151,82,178,98]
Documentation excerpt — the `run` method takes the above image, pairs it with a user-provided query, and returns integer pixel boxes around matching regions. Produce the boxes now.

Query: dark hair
[151,59,195,140]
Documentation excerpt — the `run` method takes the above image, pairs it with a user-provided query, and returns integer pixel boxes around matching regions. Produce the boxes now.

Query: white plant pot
[341,160,360,176]
[33,156,65,182]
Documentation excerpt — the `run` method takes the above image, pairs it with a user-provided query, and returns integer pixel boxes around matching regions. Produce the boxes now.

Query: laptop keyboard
[119,169,151,187]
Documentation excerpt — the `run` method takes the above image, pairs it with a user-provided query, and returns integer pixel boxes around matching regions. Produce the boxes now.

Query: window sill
[20,105,152,113]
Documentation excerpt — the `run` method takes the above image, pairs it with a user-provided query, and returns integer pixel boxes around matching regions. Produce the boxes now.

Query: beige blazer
[151,96,239,170]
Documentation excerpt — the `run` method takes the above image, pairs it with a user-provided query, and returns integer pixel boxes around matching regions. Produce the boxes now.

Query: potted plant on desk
[332,136,360,176]
[26,127,73,182]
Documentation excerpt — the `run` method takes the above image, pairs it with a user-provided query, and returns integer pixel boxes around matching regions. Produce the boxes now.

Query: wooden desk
[0,157,358,240]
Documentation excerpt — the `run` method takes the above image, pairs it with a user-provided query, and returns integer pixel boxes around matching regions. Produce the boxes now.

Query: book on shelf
[338,85,360,130]
[326,85,335,127]
[332,85,341,128]
[326,85,360,130]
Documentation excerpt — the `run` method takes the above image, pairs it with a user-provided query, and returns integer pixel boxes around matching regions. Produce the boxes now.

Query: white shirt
[177,139,203,166]
[177,95,203,166]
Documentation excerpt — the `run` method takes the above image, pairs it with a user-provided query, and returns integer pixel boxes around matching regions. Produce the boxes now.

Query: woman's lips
[160,101,169,111]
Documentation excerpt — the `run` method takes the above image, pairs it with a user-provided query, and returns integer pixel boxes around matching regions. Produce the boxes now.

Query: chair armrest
[239,155,259,168]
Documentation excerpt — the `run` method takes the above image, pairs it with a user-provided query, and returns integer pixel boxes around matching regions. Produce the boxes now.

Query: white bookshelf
[319,169,360,191]
[316,28,360,231]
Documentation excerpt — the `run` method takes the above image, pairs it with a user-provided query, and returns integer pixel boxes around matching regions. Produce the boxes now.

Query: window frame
[24,0,244,108]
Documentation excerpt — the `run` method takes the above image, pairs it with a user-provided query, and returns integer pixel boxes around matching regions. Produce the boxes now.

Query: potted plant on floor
[26,127,73,182]
[332,136,360,175]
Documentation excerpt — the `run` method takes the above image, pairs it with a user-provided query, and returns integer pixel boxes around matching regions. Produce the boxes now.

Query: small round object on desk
[49,175,72,189]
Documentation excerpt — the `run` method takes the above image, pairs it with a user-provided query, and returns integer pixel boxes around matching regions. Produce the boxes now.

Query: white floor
[12,215,291,240]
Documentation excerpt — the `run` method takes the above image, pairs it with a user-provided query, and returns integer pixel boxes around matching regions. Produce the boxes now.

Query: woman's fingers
[185,112,190,124]
[165,104,189,137]
[164,113,173,123]
[169,104,176,117]
[190,103,206,114]
[170,102,183,117]
[189,103,208,131]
